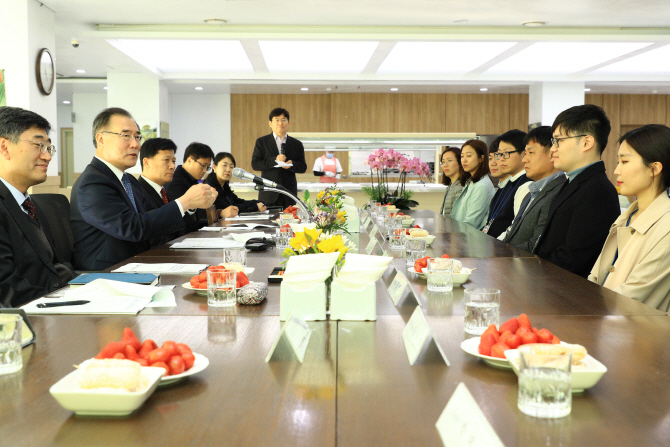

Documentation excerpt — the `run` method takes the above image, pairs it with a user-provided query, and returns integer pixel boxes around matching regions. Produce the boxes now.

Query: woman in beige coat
[589,124,670,312]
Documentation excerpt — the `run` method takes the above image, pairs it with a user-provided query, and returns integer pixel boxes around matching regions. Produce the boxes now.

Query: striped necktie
[122,173,138,212]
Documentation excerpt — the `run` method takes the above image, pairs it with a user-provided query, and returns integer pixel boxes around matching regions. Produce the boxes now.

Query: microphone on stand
[232,167,278,188]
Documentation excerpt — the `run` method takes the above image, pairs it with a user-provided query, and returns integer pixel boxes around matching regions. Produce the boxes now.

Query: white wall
[72,92,106,173]
[169,93,231,160]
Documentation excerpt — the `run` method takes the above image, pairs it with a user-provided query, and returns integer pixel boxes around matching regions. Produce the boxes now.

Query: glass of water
[370,202,381,219]
[518,345,572,418]
[0,314,23,375]
[463,288,500,335]
[208,268,237,307]
[224,246,247,267]
[279,213,294,226]
[426,258,453,292]
[405,239,426,268]
[276,227,293,250]
[389,226,406,250]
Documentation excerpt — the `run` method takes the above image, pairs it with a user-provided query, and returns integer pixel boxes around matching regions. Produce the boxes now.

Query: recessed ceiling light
[486,42,651,75]
[301,87,309,91]
[480,87,488,92]
[453,19,468,23]
[110,39,254,73]
[390,88,399,91]
[326,88,332,91]
[103,86,108,90]
[195,87,203,90]
[203,18,228,24]
[76,69,85,74]
[652,90,658,94]
[62,100,71,104]
[584,88,591,92]
[259,41,379,74]
[522,21,547,27]
[378,42,517,74]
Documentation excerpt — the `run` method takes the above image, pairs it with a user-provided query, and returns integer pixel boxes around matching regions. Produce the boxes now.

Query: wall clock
[36,48,55,96]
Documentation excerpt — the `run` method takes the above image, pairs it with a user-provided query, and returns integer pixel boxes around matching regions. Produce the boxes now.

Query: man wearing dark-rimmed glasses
[0,106,75,307]
[533,104,620,278]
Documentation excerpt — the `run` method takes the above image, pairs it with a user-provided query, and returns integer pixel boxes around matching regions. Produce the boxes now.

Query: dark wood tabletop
[10,210,668,446]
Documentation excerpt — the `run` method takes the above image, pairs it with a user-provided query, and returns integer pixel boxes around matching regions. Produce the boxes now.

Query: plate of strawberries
[183,265,253,295]
[460,313,562,369]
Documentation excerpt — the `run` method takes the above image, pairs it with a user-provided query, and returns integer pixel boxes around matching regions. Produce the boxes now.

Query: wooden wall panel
[508,94,529,131]
[620,94,666,126]
[445,94,510,135]
[393,94,446,132]
[230,94,282,173]
[331,93,395,132]
[585,94,604,108]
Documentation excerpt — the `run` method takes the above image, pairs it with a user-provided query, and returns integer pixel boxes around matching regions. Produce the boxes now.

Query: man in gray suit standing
[503,126,566,252]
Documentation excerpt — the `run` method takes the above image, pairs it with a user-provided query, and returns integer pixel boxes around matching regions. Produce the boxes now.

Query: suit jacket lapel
[0,183,56,273]
[91,157,139,213]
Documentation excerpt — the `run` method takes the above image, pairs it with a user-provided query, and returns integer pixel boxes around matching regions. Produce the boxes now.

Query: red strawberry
[414,224,421,228]
[478,333,497,356]
[536,329,554,344]
[482,324,500,342]
[518,313,532,330]
[504,334,522,349]
[499,317,519,334]
[490,342,509,358]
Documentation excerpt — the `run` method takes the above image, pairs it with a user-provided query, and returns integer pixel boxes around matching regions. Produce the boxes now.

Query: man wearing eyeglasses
[165,142,215,231]
[533,104,620,278]
[251,108,307,208]
[482,129,532,238]
[0,106,76,307]
[71,107,217,271]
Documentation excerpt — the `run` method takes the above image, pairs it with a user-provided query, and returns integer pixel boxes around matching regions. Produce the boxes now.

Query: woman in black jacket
[206,152,267,218]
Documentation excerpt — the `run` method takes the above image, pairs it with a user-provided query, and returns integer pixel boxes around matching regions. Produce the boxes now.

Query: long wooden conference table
[2,210,669,446]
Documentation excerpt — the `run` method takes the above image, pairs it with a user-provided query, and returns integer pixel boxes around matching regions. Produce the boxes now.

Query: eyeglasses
[18,139,57,155]
[271,118,289,124]
[101,131,143,143]
[551,135,586,147]
[494,150,521,160]
[192,158,211,171]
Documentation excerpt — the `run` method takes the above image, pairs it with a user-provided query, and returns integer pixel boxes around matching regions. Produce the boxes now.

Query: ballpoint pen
[36,300,90,308]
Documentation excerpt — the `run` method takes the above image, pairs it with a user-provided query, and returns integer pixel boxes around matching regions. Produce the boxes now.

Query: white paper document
[112,263,208,275]
[170,238,245,249]
[274,161,293,168]
[223,223,276,231]
[198,226,224,232]
[224,215,272,221]
[22,279,176,314]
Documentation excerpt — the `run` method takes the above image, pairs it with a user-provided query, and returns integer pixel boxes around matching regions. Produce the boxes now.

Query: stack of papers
[224,215,272,221]
[225,232,267,243]
[112,263,208,275]
[199,227,224,232]
[22,279,176,314]
[274,161,293,168]
[170,238,245,249]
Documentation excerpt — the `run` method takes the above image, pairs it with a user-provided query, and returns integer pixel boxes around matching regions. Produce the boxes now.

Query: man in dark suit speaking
[71,107,217,271]
[0,106,76,307]
[251,108,307,207]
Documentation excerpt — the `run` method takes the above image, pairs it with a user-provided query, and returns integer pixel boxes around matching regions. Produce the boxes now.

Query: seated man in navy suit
[251,108,307,208]
[70,107,217,271]
[534,104,621,278]
[0,106,76,307]
[165,142,215,231]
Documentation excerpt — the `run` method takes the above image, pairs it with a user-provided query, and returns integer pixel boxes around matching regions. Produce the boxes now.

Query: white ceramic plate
[406,235,436,246]
[401,218,416,228]
[182,267,255,295]
[504,348,607,393]
[419,267,472,285]
[49,366,165,416]
[159,352,209,386]
[460,337,512,369]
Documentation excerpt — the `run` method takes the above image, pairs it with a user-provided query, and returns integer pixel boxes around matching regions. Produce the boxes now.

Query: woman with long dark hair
[206,152,267,219]
[439,146,467,217]
[450,139,495,228]
[589,124,670,311]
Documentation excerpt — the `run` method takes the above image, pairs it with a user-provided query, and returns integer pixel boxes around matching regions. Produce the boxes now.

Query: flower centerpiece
[362,148,432,209]
[282,228,349,272]
[302,185,348,234]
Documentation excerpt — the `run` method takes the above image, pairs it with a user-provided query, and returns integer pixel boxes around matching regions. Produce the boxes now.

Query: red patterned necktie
[160,187,169,204]
[22,197,38,220]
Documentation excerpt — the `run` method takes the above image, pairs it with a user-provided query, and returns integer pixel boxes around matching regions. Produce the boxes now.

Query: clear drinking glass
[426,258,453,292]
[405,239,426,267]
[387,216,403,239]
[0,314,23,375]
[518,345,572,418]
[276,227,293,250]
[370,202,381,219]
[208,269,237,307]
[389,226,406,250]
[463,288,501,335]
[224,246,247,267]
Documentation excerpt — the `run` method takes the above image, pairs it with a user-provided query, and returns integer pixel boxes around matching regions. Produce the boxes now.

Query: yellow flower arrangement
[282,228,349,266]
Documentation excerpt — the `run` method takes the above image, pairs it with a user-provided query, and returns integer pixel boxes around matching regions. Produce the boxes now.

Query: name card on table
[402,306,450,366]
[362,215,371,229]
[388,271,411,305]
[365,238,379,255]
[369,224,379,240]
[435,383,505,447]
[266,308,312,363]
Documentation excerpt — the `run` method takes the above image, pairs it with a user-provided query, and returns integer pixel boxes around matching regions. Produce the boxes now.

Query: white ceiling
[43,0,670,103]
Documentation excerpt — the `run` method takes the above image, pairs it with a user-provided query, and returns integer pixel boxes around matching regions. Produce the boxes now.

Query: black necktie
[22,197,38,221]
